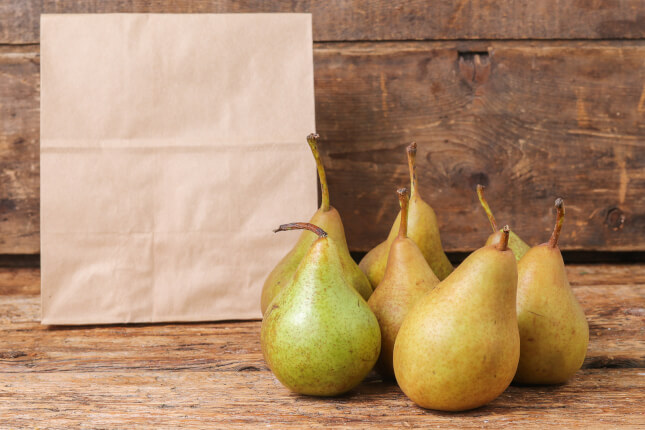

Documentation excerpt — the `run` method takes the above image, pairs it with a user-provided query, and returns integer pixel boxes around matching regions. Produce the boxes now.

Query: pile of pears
[260,135,589,411]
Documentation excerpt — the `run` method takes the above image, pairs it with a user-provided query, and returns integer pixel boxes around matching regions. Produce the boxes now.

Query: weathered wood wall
[1,1,644,254]
[317,41,645,251]
[6,1,645,44]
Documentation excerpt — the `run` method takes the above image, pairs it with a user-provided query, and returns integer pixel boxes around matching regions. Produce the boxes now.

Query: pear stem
[274,222,328,238]
[497,225,510,251]
[407,142,418,197]
[476,184,498,232]
[548,198,565,248]
[397,187,410,238]
[307,133,330,212]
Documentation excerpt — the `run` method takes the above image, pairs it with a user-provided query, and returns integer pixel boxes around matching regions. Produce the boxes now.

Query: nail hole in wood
[458,51,490,85]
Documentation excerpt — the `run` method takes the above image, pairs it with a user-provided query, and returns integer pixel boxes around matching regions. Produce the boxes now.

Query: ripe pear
[261,134,372,314]
[393,226,519,411]
[261,222,381,396]
[477,184,530,261]
[359,143,453,287]
[368,187,439,378]
[515,199,589,384]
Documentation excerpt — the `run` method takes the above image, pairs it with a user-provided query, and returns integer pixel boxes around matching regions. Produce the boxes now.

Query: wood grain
[4,1,645,44]
[0,267,40,295]
[0,2,642,426]
[0,0,39,45]
[314,41,645,251]
[0,46,39,254]
[4,263,641,294]
[566,264,645,286]
[1,45,645,253]
[1,369,643,429]
[0,264,643,427]
[1,266,643,373]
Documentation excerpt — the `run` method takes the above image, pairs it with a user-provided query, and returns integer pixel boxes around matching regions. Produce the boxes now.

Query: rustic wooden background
[1,3,644,427]
[1,1,644,256]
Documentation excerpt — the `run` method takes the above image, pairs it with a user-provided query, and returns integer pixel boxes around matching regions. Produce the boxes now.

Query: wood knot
[605,207,625,231]
[235,365,262,372]
[0,351,27,359]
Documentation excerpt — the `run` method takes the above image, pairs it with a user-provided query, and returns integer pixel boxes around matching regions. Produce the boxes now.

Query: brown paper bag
[40,14,316,324]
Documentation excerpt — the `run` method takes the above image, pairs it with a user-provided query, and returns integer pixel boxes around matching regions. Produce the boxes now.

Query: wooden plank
[0,267,39,295]
[0,46,40,254]
[3,1,645,44]
[1,41,645,253]
[576,284,645,368]
[0,269,642,372]
[0,369,643,428]
[566,264,645,286]
[0,0,39,45]
[3,264,642,296]
[314,41,645,251]
[0,266,642,427]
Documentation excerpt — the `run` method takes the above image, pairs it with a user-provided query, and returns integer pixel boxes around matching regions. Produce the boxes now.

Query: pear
[261,222,381,396]
[359,143,453,287]
[261,134,372,314]
[515,199,589,384]
[477,184,530,261]
[393,226,519,411]
[368,187,439,378]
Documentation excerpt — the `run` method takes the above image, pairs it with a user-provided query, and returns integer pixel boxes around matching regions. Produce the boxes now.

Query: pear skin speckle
[393,245,519,411]
[261,237,381,396]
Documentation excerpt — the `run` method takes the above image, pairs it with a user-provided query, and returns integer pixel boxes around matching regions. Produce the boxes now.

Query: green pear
[515,199,589,384]
[393,227,519,411]
[477,184,530,261]
[261,134,372,314]
[368,187,439,378]
[359,143,453,287]
[261,222,381,396]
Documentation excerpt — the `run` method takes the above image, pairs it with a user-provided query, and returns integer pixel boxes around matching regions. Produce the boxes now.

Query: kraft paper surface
[40,14,316,324]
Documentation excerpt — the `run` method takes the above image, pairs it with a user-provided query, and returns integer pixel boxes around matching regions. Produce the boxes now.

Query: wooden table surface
[1,264,644,428]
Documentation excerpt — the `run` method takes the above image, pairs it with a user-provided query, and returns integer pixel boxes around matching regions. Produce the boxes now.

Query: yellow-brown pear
[514,198,589,384]
[359,143,453,287]
[367,187,439,378]
[393,227,519,411]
